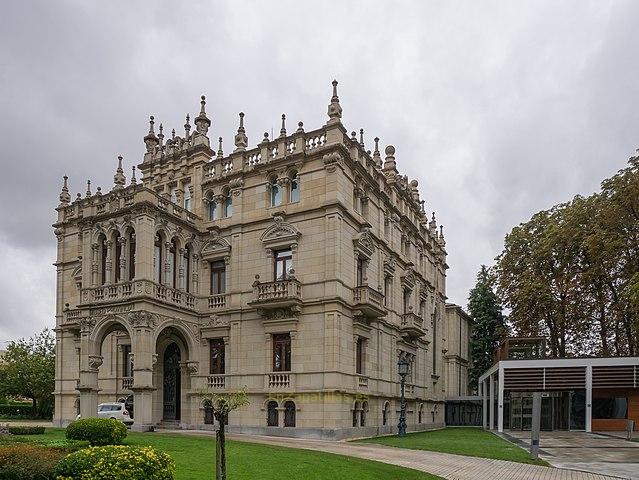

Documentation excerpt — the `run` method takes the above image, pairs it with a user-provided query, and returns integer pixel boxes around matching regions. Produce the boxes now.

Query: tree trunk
[219,417,226,480]
[215,428,222,480]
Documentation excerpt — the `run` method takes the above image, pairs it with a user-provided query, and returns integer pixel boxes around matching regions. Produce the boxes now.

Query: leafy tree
[0,329,55,418]
[468,266,508,392]
[199,389,249,480]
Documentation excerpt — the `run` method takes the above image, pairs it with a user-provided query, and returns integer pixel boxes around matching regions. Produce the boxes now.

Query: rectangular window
[356,258,365,287]
[273,333,291,372]
[122,345,132,378]
[210,260,226,294]
[592,398,628,419]
[403,289,411,314]
[274,249,293,281]
[183,183,192,211]
[383,276,391,306]
[356,337,364,374]
[209,339,226,374]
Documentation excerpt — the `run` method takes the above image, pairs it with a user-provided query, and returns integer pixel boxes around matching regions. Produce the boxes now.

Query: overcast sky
[1,0,638,345]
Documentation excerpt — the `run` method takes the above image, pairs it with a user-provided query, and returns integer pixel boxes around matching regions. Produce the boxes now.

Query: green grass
[13,428,440,479]
[356,427,549,466]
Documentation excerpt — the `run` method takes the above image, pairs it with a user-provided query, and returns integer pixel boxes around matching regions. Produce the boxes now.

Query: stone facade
[53,82,469,439]
[444,304,473,397]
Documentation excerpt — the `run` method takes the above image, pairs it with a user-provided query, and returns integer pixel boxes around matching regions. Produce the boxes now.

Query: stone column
[178,248,185,290]
[130,313,157,432]
[488,373,494,430]
[497,366,504,432]
[78,327,100,419]
[481,380,487,429]
[192,254,200,294]
[105,240,113,284]
[119,237,127,282]
[164,242,172,287]
[586,365,593,432]
[91,243,99,287]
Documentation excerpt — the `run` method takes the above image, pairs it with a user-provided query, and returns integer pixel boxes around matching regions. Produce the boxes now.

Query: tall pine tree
[468,265,508,392]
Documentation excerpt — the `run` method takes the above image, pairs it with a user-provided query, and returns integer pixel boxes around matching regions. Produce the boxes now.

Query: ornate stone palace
[53,81,471,438]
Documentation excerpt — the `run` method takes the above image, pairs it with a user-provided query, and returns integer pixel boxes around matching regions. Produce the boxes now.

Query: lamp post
[397,356,409,437]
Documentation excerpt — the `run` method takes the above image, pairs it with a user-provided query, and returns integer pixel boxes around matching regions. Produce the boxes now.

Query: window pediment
[200,235,231,260]
[260,215,301,247]
[353,228,375,259]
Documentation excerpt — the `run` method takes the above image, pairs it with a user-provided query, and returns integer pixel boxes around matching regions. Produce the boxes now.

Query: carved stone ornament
[80,317,96,333]
[353,228,375,259]
[127,311,157,329]
[263,307,300,320]
[260,217,301,246]
[88,355,103,371]
[203,314,230,328]
[322,151,342,172]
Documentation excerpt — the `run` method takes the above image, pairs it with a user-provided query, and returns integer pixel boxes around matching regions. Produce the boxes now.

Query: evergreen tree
[468,266,508,392]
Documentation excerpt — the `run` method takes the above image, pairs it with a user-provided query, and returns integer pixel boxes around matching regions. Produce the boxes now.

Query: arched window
[360,401,368,427]
[170,239,178,288]
[267,401,278,427]
[99,234,107,285]
[183,245,191,292]
[183,182,192,211]
[113,232,122,283]
[284,401,296,427]
[270,178,281,207]
[224,190,233,217]
[290,171,300,202]
[128,231,136,281]
[352,401,360,427]
[154,234,163,283]
[208,199,218,220]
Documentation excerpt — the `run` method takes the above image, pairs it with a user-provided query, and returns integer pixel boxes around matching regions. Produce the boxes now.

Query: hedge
[66,418,127,446]
[0,443,68,480]
[8,425,46,435]
[0,404,35,418]
[54,445,175,480]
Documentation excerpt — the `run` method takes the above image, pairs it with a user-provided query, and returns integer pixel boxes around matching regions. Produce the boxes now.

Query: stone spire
[439,225,446,247]
[373,137,382,167]
[429,212,437,235]
[359,129,365,148]
[217,137,224,159]
[59,176,71,206]
[113,155,126,190]
[296,121,304,134]
[194,95,211,135]
[143,116,159,152]
[85,180,92,197]
[326,79,342,125]
[234,112,248,152]
[280,114,287,137]
[130,166,137,185]
[184,114,191,138]
[158,123,164,147]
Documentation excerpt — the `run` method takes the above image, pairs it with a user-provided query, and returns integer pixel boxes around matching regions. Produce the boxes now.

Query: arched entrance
[163,342,181,421]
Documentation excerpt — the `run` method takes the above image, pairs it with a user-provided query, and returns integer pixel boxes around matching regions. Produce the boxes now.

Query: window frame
[272,333,292,372]
[209,338,226,375]
[210,260,226,295]
[273,249,293,281]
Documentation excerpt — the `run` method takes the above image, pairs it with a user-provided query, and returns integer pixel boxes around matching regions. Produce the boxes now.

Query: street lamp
[397,356,409,437]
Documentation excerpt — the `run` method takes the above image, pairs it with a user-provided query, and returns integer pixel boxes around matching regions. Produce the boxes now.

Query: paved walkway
[503,431,639,480]
[157,429,623,479]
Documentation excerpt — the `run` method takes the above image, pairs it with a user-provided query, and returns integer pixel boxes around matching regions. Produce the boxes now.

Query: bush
[0,404,35,418]
[0,443,68,480]
[54,445,175,480]
[66,418,127,446]
[8,425,46,435]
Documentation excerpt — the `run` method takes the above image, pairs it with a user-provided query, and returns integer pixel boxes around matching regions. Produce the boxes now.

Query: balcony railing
[208,294,227,309]
[122,377,133,390]
[207,375,226,389]
[80,280,199,311]
[266,373,291,389]
[400,312,427,339]
[358,376,369,389]
[249,278,302,311]
[353,285,385,318]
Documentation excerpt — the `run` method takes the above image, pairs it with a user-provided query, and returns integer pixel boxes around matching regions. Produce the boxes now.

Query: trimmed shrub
[8,425,46,435]
[54,445,175,480]
[0,404,35,418]
[0,443,68,480]
[66,418,127,446]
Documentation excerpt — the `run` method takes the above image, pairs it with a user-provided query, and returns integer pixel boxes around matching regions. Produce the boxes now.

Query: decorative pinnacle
[131,166,137,185]
[383,145,397,173]
[171,128,176,140]
[296,121,304,133]
[359,128,365,147]
[85,180,92,197]
[59,175,71,205]
[326,79,343,125]
[194,95,211,135]
[238,112,245,131]
[374,137,380,154]
[280,114,287,137]
[143,115,159,152]
[234,112,248,151]
[148,115,155,134]
[200,95,206,115]
[429,212,437,233]
[262,132,270,144]
[184,114,191,137]
[113,155,126,189]
[217,137,224,158]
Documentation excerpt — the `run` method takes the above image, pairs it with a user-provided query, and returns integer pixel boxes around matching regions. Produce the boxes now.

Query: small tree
[468,266,508,392]
[0,329,55,418]
[199,389,249,480]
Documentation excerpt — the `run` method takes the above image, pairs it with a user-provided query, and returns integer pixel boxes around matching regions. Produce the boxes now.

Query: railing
[80,280,198,311]
[208,294,227,309]
[358,376,369,388]
[401,312,424,329]
[122,377,133,390]
[207,375,226,389]
[253,278,302,302]
[353,285,384,309]
[267,373,291,389]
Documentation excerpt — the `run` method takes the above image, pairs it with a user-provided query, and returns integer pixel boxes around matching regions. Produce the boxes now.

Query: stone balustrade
[353,285,385,318]
[207,294,227,310]
[122,377,133,390]
[207,375,226,389]
[400,312,427,339]
[266,373,291,389]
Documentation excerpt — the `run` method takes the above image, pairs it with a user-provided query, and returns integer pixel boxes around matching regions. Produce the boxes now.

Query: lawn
[15,428,440,480]
[356,427,549,466]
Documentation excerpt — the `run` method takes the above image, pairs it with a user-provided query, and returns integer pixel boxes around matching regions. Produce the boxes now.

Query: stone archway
[162,342,181,421]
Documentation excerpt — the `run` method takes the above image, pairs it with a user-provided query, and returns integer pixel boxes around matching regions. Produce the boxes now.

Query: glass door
[521,396,533,430]
[510,397,522,430]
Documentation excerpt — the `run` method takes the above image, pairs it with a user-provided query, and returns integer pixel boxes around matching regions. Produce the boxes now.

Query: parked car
[97,402,133,425]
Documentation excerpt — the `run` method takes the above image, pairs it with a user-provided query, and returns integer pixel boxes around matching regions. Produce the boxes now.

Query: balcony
[208,294,227,310]
[265,372,293,389]
[207,375,226,389]
[122,377,133,390]
[353,285,385,318]
[249,278,302,312]
[400,312,427,339]
[80,280,198,311]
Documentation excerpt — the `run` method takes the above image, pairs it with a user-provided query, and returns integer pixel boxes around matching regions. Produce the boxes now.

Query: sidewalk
[157,429,624,480]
